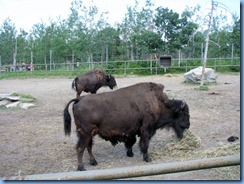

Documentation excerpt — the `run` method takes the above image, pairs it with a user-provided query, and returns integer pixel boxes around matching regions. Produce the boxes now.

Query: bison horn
[181,100,186,109]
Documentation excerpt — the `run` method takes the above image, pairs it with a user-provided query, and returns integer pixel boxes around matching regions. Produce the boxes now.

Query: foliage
[0,0,240,68]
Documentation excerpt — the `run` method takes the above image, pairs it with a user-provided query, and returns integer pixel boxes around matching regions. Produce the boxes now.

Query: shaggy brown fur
[64,82,190,171]
[71,69,117,97]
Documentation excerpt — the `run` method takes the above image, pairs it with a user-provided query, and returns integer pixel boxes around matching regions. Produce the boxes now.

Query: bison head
[106,74,117,89]
[164,99,190,139]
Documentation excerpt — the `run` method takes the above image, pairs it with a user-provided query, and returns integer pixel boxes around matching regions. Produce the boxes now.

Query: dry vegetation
[0,73,240,180]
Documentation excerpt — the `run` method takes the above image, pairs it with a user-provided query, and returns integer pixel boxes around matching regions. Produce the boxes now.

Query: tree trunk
[130,42,134,60]
[13,38,17,71]
[106,45,108,64]
[200,0,214,86]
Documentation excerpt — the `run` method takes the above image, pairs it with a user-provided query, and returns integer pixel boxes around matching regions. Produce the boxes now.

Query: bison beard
[63,82,190,171]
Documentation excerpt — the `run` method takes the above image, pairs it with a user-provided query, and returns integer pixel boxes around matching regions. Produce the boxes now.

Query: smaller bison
[71,69,117,98]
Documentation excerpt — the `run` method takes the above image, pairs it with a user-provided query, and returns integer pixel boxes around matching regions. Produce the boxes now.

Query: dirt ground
[0,73,240,180]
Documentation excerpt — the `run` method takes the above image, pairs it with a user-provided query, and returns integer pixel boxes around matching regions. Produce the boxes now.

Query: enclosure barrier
[0,57,240,77]
[2,154,240,180]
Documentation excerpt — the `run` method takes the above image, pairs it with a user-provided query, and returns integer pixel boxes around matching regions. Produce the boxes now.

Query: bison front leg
[125,136,136,157]
[87,138,98,166]
[139,129,152,162]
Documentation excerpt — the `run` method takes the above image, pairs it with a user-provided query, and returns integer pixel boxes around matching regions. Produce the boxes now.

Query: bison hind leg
[87,137,98,166]
[76,84,84,97]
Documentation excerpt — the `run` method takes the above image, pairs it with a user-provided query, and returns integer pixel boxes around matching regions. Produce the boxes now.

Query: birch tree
[200,0,236,86]
[200,0,215,86]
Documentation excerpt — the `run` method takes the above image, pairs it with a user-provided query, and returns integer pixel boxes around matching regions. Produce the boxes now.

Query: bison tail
[63,98,79,136]
[71,77,78,91]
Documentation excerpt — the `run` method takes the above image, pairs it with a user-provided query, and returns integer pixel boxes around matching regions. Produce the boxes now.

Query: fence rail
[0,57,240,77]
[2,154,240,180]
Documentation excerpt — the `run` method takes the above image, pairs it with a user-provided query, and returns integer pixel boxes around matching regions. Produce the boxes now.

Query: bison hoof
[90,159,98,166]
[77,165,86,171]
[143,156,152,162]
[127,151,134,157]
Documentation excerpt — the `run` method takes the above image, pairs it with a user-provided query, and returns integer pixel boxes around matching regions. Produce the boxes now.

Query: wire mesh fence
[0,57,240,78]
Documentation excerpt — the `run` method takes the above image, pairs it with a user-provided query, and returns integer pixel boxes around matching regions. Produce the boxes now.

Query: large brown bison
[63,82,190,171]
[71,69,117,97]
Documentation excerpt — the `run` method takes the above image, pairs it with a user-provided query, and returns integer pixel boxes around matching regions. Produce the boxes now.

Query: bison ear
[95,70,103,81]
[165,99,185,112]
[157,84,164,91]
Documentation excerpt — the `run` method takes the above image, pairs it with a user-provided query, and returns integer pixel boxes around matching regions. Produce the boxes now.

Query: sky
[0,0,241,32]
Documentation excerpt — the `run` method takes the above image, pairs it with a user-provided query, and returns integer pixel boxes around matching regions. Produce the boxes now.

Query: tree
[118,3,139,60]
[0,0,239,69]
[200,0,215,87]
[131,31,163,58]
[231,16,240,57]
[118,0,156,60]
[29,22,49,64]
[67,0,109,62]
[16,29,30,63]
[154,7,198,55]
[0,18,17,67]
[154,7,180,53]
[96,27,119,63]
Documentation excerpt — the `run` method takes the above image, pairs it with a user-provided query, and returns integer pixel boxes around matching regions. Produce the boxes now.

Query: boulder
[184,67,218,83]
[0,100,9,106]
[6,101,20,108]
[6,96,21,102]
[19,103,36,109]
[0,94,12,100]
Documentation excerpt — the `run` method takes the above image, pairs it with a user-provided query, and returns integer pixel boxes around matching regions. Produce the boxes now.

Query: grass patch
[0,93,37,110]
[198,86,209,91]
[0,106,19,111]
[183,81,217,92]
[11,93,36,102]
[0,106,8,111]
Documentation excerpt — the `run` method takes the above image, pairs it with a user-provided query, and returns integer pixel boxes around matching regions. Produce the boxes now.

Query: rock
[0,93,36,109]
[0,100,9,106]
[184,67,218,83]
[6,102,20,108]
[0,93,12,100]
[6,96,21,102]
[19,103,36,109]
[20,98,35,103]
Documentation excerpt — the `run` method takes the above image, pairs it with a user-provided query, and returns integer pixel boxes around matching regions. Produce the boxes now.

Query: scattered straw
[166,129,201,151]
[202,142,240,158]
[151,129,240,161]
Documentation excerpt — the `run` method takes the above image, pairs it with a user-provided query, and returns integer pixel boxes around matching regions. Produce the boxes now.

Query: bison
[71,69,117,98]
[63,82,190,171]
